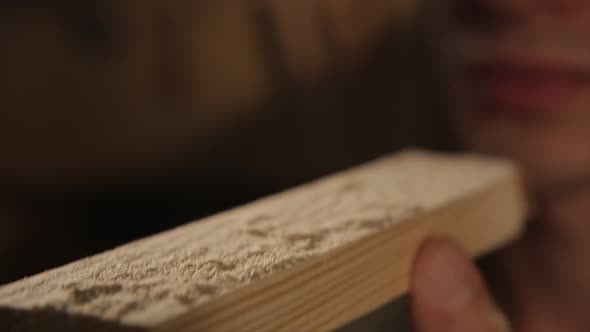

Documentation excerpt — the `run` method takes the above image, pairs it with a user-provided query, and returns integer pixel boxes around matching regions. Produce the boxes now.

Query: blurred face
[427,0,590,193]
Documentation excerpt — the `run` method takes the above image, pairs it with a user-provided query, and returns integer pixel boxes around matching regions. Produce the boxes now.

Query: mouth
[470,56,590,116]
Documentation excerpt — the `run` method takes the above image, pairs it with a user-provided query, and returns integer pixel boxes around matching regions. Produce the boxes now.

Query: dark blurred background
[0,0,449,284]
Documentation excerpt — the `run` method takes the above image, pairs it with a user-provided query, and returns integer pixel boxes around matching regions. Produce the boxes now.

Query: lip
[470,57,590,115]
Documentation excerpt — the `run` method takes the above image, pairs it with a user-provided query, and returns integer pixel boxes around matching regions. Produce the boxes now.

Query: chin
[449,101,590,195]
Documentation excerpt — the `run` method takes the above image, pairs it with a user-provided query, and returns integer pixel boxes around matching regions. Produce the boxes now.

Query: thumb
[410,238,511,332]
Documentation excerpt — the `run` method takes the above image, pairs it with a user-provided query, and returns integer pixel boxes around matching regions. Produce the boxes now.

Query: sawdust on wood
[0,151,516,327]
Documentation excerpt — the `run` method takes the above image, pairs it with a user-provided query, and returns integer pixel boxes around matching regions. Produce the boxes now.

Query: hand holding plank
[411,238,511,332]
[0,150,527,331]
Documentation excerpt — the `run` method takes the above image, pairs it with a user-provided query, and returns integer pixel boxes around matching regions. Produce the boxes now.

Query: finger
[411,237,511,332]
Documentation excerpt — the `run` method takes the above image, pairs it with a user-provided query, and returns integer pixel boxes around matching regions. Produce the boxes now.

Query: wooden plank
[0,150,528,332]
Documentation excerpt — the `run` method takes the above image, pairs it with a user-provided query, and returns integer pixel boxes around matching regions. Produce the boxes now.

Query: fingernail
[414,238,478,310]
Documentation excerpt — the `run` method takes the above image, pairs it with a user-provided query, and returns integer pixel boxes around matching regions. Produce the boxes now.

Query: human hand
[411,238,511,332]
[411,191,590,332]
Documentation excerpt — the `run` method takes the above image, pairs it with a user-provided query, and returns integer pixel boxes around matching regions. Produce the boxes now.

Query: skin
[1,2,586,329]
[412,1,590,331]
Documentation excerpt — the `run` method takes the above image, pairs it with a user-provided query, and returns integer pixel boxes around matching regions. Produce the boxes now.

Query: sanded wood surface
[0,150,528,332]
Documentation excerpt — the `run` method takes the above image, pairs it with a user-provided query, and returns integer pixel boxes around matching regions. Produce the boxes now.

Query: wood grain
[0,150,528,332]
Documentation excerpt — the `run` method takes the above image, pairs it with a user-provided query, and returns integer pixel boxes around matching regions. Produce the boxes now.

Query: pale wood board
[0,150,528,332]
